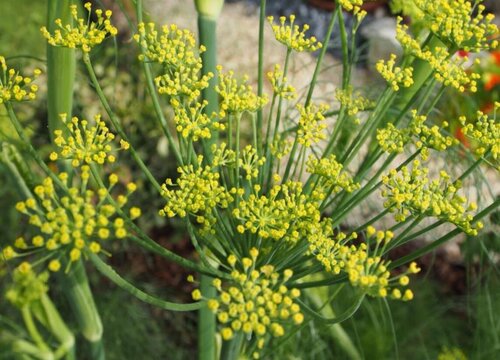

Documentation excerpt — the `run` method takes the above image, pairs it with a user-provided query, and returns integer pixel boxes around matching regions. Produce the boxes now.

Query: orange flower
[484,73,500,91]
[491,51,500,66]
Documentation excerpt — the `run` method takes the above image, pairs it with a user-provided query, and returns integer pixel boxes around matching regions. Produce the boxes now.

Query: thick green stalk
[195,3,224,359]
[256,0,266,154]
[220,334,243,360]
[32,295,75,360]
[61,260,104,360]
[47,0,76,138]
[198,15,219,117]
[21,307,50,353]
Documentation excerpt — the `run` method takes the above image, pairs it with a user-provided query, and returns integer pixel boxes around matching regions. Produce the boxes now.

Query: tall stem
[61,260,104,360]
[195,2,224,359]
[47,0,76,139]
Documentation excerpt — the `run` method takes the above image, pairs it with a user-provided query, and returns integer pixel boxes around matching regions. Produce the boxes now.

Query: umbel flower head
[159,157,234,230]
[5,263,49,309]
[459,107,500,165]
[216,65,268,115]
[306,155,360,193]
[381,160,482,235]
[296,103,329,147]
[395,19,481,93]
[376,54,414,91]
[267,64,297,100]
[11,167,141,272]
[41,2,118,53]
[170,98,225,141]
[413,0,498,52]
[49,114,130,167]
[307,222,418,300]
[335,86,374,122]
[268,15,322,52]
[0,56,41,103]
[377,110,458,157]
[192,248,303,359]
[233,180,324,244]
[134,22,212,101]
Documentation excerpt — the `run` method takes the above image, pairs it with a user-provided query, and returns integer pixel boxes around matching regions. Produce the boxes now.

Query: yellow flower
[268,15,322,52]
[0,56,41,103]
[41,2,117,53]
[52,114,126,167]
[376,54,414,91]
[195,251,303,358]
[216,66,268,115]
[296,103,329,147]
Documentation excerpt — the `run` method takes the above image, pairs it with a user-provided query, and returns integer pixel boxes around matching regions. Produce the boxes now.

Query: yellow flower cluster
[307,223,419,299]
[270,138,293,159]
[396,20,480,92]
[409,111,458,159]
[233,181,323,243]
[170,99,224,141]
[267,64,296,100]
[337,0,367,20]
[155,66,212,101]
[5,263,49,309]
[159,160,234,230]
[193,249,303,359]
[135,23,211,101]
[335,86,374,122]
[216,66,268,115]
[0,56,41,103]
[381,160,482,235]
[376,54,414,91]
[13,169,140,271]
[239,145,266,180]
[377,123,410,154]
[459,109,500,163]
[135,22,199,66]
[268,15,322,52]
[306,155,360,193]
[211,143,236,167]
[413,0,498,51]
[41,3,117,53]
[49,114,129,167]
[377,110,458,156]
[296,103,329,147]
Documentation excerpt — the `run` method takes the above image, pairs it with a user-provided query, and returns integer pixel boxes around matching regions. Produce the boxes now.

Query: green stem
[90,254,203,311]
[47,0,76,139]
[21,307,50,353]
[305,7,338,106]
[135,0,183,165]
[256,0,266,154]
[390,198,500,269]
[220,333,243,360]
[83,53,162,194]
[198,14,219,127]
[61,259,104,360]
[5,103,65,189]
[197,6,223,360]
[307,291,361,360]
[32,295,75,360]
